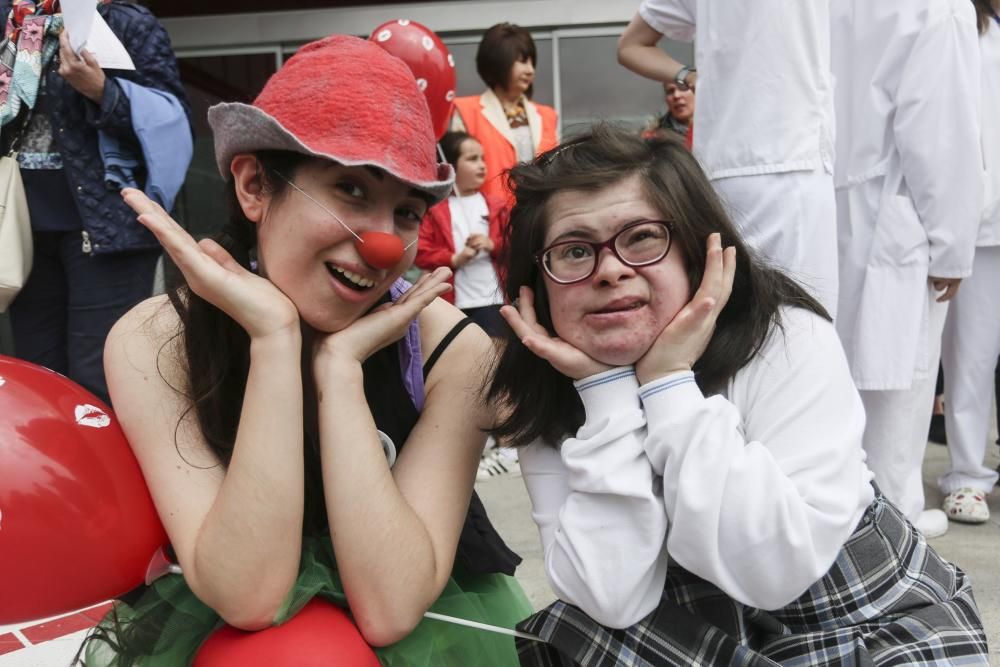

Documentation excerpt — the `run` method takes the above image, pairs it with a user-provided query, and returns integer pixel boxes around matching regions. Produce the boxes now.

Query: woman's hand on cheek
[122,188,300,341]
[635,233,736,385]
[313,267,453,376]
[501,286,613,381]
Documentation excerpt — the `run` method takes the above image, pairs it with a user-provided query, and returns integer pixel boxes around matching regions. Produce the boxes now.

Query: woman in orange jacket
[452,23,558,205]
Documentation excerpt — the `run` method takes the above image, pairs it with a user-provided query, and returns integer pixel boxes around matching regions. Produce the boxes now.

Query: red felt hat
[208,35,454,204]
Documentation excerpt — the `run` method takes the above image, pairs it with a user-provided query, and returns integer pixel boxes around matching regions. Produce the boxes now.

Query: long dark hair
[973,0,996,33]
[486,126,828,447]
[161,150,328,533]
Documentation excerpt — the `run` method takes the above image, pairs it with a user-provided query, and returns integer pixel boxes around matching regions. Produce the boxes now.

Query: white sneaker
[914,508,948,539]
[476,447,521,481]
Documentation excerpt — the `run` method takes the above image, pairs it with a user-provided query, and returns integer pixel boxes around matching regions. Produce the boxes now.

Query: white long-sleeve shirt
[520,307,874,628]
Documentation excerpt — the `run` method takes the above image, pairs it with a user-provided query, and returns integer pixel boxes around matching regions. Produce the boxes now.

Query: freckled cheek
[547,297,586,341]
[648,285,690,325]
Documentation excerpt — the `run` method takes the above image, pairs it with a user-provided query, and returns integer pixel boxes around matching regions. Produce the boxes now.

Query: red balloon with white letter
[369,19,457,140]
[0,355,167,624]
[194,599,379,666]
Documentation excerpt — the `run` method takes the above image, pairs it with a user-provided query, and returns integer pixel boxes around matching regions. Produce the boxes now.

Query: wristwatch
[674,65,696,89]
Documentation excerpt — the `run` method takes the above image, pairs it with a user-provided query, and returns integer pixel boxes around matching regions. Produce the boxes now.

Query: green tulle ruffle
[82,534,533,666]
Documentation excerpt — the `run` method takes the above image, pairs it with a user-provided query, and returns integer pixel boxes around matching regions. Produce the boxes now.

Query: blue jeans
[9,231,160,405]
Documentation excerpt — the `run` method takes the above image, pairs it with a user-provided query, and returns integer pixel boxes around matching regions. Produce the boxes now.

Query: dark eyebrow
[547,217,652,245]
[548,228,598,245]
[321,162,427,204]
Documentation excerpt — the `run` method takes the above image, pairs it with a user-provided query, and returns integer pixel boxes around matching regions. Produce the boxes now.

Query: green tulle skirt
[81,535,533,666]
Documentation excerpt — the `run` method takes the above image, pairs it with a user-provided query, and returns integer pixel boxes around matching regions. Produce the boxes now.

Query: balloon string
[422,611,542,642]
[438,142,461,200]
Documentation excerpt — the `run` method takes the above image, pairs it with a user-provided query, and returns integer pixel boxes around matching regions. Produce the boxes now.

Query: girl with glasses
[487,126,987,666]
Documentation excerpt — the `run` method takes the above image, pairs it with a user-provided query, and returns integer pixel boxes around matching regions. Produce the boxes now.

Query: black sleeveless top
[360,317,521,576]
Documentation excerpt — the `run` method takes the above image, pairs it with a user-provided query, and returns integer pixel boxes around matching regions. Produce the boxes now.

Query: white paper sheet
[59,0,135,70]
[84,14,135,70]
[60,0,96,53]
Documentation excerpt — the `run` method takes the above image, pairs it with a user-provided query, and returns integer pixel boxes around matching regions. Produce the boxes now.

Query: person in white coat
[617,0,839,318]
[831,0,982,538]
[938,0,1000,524]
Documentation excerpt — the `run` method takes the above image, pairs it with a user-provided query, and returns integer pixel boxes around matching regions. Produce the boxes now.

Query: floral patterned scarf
[0,0,66,127]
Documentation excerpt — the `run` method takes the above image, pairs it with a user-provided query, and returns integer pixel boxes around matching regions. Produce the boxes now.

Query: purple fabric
[391,278,425,412]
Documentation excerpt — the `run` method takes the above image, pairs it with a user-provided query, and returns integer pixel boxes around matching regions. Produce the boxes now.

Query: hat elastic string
[276,173,412,269]
[278,175,364,243]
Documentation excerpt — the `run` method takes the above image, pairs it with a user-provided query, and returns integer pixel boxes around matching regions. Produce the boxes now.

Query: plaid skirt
[516,491,988,666]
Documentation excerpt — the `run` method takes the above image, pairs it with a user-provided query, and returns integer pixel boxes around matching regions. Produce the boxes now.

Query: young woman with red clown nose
[78,35,531,665]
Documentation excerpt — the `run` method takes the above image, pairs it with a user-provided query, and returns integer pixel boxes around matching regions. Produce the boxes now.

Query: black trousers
[9,231,159,405]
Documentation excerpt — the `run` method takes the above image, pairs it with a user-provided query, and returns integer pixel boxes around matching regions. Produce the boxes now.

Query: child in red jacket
[416,132,509,336]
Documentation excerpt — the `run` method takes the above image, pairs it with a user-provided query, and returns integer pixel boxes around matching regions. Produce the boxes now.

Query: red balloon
[370,20,457,140]
[356,231,405,269]
[194,599,379,666]
[0,356,167,624]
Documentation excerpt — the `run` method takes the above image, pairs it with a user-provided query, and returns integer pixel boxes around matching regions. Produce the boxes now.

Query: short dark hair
[486,125,828,446]
[476,23,537,93]
[438,131,476,168]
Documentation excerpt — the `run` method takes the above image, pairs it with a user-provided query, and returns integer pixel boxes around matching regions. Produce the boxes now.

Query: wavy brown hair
[486,126,829,447]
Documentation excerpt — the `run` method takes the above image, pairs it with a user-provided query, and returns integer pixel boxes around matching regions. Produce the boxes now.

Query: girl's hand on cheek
[635,233,736,385]
[501,286,613,381]
[313,267,452,376]
[122,188,300,341]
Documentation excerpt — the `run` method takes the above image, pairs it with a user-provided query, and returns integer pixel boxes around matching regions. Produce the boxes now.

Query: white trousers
[939,246,1000,494]
[712,168,839,320]
[859,289,949,522]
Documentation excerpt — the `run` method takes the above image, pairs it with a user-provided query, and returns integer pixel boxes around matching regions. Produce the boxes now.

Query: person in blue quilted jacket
[0,0,191,404]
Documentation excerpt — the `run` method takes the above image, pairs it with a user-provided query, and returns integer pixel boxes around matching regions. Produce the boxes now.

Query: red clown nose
[356,231,406,269]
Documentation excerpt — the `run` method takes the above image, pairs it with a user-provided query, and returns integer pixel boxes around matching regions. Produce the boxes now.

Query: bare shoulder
[104,293,207,461]
[105,294,186,395]
[416,298,493,391]
[106,294,223,474]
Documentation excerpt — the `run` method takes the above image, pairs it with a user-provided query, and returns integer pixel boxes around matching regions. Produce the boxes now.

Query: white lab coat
[978,19,1000,244]
[831,0,982,391]
[638,0,839,316]
[937,21,1000,495]
[639,0,835,179]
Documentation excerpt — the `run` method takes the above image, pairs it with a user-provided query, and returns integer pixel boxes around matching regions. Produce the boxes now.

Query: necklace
[503,100,528,128]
